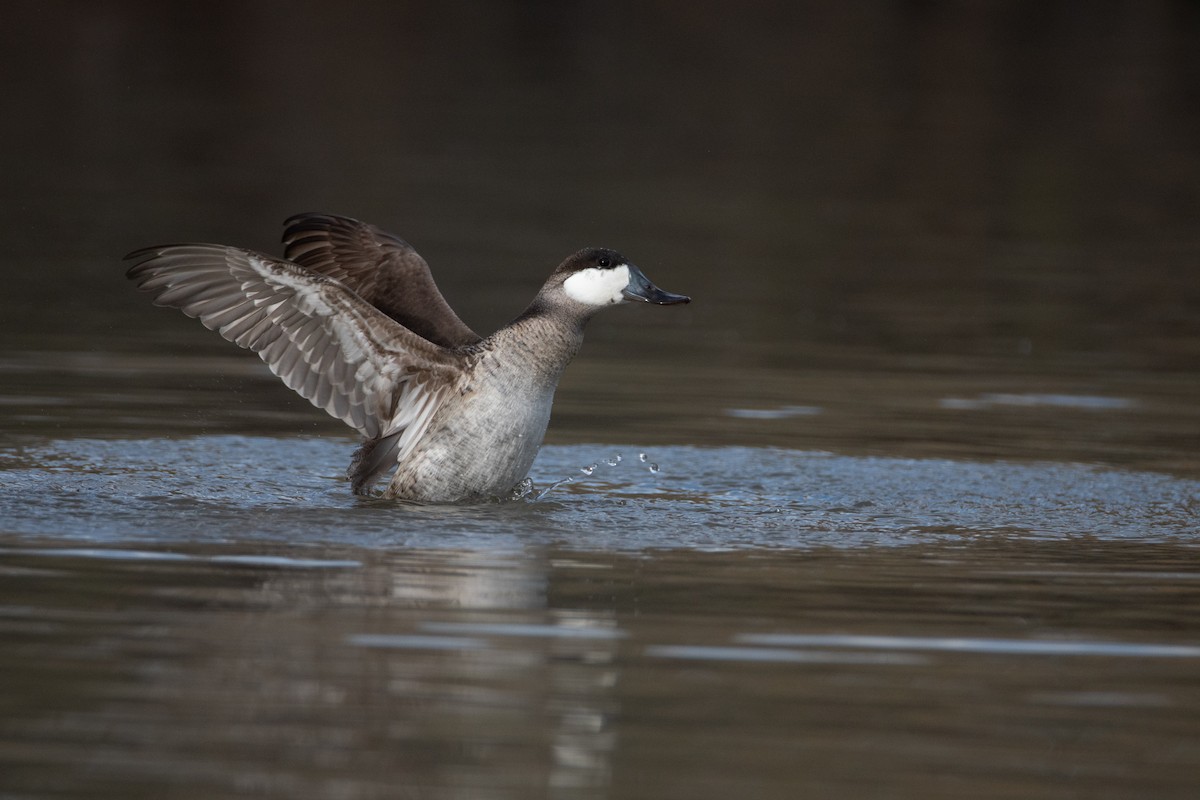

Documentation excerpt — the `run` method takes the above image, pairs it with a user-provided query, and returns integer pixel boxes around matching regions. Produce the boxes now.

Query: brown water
[2,2,1200,798]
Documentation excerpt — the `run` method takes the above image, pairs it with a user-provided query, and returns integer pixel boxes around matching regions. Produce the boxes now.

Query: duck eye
[597,257,611,268]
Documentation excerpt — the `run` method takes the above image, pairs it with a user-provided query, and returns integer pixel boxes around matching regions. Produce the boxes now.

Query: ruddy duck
[126,213,689,502]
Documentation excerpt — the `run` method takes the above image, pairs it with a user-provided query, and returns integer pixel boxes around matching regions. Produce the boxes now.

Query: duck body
[125,213,688,503]
[385,314,581,502]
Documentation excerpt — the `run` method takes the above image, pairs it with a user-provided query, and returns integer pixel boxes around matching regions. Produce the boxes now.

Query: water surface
[1,528,1198,799]
[2,437,1199,799]
[3,2,1200,798]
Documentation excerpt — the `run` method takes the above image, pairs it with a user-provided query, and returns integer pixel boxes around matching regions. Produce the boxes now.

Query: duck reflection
[229,548,620,799]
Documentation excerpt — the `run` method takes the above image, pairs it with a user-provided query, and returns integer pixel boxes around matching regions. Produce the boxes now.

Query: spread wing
[282,213,481,349]
[124,244,465,454]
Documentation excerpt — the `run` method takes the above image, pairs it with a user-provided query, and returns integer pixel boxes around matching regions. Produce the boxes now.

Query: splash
[531,450,661,501]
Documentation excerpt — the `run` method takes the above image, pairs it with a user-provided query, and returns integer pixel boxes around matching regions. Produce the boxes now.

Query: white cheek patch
[563,265,630,306]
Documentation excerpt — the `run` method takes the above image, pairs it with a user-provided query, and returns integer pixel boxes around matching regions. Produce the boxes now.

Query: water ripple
[1,436,1197,550]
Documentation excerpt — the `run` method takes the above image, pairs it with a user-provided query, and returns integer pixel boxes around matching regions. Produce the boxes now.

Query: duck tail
[347,432,403,495]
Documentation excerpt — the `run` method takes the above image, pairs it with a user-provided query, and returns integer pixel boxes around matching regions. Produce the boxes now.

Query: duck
[125,213,690,503]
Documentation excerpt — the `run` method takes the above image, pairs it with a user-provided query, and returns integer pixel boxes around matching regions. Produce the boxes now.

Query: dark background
[3,0,1199,468]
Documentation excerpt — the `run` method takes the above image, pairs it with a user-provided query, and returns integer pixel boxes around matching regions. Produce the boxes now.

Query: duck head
[559,248,690,308]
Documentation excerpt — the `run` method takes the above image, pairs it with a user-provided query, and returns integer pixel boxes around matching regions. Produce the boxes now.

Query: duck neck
[492,300,587,383]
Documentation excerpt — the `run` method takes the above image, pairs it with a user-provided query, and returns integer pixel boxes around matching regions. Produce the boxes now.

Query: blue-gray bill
[621,264,691,305]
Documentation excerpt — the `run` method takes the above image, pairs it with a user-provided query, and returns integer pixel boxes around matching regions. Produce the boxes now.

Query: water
[3,2,1200,798]
[1,517,1199,799]
[1,437,1198,549]
[2,437,1198,798]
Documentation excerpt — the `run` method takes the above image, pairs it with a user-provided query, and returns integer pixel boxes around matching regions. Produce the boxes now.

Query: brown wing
[125,244,462,444]
[282,213,481,349]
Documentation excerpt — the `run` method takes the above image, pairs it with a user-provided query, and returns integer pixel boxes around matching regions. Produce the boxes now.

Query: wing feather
[125,244,465,447]
[281,213,481,348]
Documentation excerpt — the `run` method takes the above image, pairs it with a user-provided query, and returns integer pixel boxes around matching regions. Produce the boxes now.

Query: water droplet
[509,478,534,500]
[604,456,621,467]
[580,464,597,476]
[533,475,575,501]
[648,463,660,474]
[638,453,648,463]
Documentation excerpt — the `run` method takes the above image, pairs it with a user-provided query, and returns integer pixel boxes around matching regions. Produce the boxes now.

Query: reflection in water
[0,546,623,799]
[1,541,1199,799]
[939,393,1140,411]
[724,405,824,420]
[644,644,926,665]
[737,633,1200,658]
[257,549,620,798]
